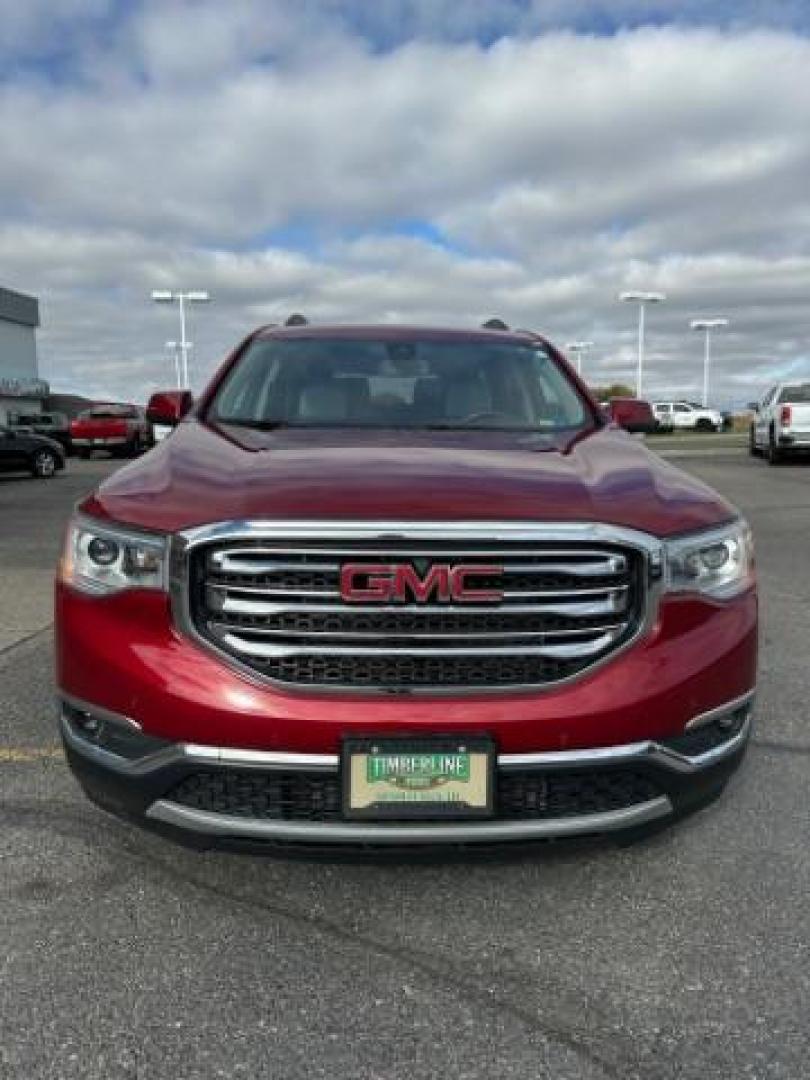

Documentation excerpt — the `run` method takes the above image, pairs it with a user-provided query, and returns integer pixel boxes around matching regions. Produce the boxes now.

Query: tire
[696,418,714,432]
[766,430,784,466]
[31,449,58,478]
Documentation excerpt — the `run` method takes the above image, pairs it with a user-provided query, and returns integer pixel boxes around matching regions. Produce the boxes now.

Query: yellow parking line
[0,746,64,764]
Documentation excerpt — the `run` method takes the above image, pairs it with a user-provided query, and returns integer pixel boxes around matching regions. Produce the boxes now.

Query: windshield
[209,338,592,432]
[81,405,138,419]
[779,384,810,403]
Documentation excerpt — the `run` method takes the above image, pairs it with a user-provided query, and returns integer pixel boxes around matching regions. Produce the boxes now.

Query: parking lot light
[165,340,190,390]
[691,318,729,407]
[565,341,594,377]
[150,290,211,389]
[619,291,666,398]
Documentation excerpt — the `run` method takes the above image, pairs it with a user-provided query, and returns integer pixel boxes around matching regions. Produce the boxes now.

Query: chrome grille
[182,524,651,691]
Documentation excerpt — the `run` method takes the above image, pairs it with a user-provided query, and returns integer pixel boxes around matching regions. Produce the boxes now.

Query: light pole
[165,340,191,389]
[565,341,594,378]
[690,318,729,407]
[619,291,666,398]
[151,290,210,389]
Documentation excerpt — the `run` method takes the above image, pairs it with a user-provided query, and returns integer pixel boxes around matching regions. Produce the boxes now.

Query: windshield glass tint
[83,406,137,419]
[779,385,810,403]
[210,338,590,431]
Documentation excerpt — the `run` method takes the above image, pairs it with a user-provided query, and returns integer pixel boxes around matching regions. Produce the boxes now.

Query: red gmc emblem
[340,563,504,604]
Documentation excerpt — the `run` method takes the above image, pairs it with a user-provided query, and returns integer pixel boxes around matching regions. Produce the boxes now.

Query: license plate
[343,737,494,820]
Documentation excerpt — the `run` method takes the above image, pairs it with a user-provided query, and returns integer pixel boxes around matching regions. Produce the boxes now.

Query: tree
[588,383,635,401]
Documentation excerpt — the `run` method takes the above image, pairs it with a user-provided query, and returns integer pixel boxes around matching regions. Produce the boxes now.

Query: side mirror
[147,390,193,427]
[747,402,758,412]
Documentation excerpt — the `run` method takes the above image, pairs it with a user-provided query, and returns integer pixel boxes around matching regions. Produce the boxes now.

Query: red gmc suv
[56,324,757,850]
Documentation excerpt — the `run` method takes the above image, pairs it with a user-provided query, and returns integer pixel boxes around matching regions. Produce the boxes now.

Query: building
[0,286,48,424]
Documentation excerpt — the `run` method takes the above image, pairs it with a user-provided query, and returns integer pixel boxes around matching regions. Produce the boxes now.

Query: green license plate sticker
[347,745,491,814]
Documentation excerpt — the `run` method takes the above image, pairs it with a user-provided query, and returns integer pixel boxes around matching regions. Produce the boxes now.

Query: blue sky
[0,0,808,405]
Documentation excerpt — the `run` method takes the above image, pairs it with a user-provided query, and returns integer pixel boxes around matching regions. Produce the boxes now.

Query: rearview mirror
[147,390,193,427]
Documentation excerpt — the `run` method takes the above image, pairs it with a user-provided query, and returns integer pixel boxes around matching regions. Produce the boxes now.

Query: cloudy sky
[2,0,809,406]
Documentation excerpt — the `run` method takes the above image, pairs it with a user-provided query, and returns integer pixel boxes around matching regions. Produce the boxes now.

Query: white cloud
[0,9,808,406]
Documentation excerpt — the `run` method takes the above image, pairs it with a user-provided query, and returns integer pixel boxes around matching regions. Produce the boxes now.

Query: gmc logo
[340,563,504,604]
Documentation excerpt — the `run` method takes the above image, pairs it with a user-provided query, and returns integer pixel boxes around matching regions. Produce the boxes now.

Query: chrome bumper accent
[145,796,673,844]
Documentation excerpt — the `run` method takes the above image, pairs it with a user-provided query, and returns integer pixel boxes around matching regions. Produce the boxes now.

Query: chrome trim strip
[500,712,752,774]
[206,583,629,601]
[684,689,756,730]
[177,521,667,546]
[211,628,623,661]
[169,519,663,696]
[208,553,627,577]
[207,545,631,560]
[146,795,673,844]
[210,594,627,619]
[206,623,626,642]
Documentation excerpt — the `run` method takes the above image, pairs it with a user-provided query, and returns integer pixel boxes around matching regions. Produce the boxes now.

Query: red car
[70,403,153,459]
[56,325,756,850]
[604,397,657,434]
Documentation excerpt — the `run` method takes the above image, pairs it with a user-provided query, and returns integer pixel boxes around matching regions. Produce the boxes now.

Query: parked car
[749,382,810,464]
[7,410,73,454]
[56,323,756,851]
[652,401,723,432]
[0,425,65,478]
[69,404,153,458]
[605,397,657,433]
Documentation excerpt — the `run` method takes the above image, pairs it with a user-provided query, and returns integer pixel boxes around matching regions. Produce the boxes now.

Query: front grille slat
[207,587,628,618]
[209,627,624,660]
[188,532,648,690]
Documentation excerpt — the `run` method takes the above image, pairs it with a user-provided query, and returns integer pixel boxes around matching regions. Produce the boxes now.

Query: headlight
[665,520,754,599]
[59,514,168,595]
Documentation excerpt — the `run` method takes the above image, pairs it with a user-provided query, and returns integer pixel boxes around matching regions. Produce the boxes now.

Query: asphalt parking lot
[1,450,808,1079]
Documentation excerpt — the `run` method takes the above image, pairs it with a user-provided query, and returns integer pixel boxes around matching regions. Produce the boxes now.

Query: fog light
[74,710,104,739]
[716,707,746,733]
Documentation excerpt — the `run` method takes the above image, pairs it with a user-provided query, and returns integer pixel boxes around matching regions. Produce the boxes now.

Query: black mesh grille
[244,653,592,687]
[168,767,660,822]
[170,771,344,822]
[498,769,660,818]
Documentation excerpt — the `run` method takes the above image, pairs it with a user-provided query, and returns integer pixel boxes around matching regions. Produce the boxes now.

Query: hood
[83,421,737,538]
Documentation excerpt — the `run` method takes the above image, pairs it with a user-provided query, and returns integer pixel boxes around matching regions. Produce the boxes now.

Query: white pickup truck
[750,383,810,464]
[652,401,723,432]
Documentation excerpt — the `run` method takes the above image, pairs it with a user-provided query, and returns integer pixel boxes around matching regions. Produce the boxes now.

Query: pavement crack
[0,623,53,661]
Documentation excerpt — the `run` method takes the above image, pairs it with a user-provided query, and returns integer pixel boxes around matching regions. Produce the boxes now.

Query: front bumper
[60,692,753,849]
[71,436,128,447]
